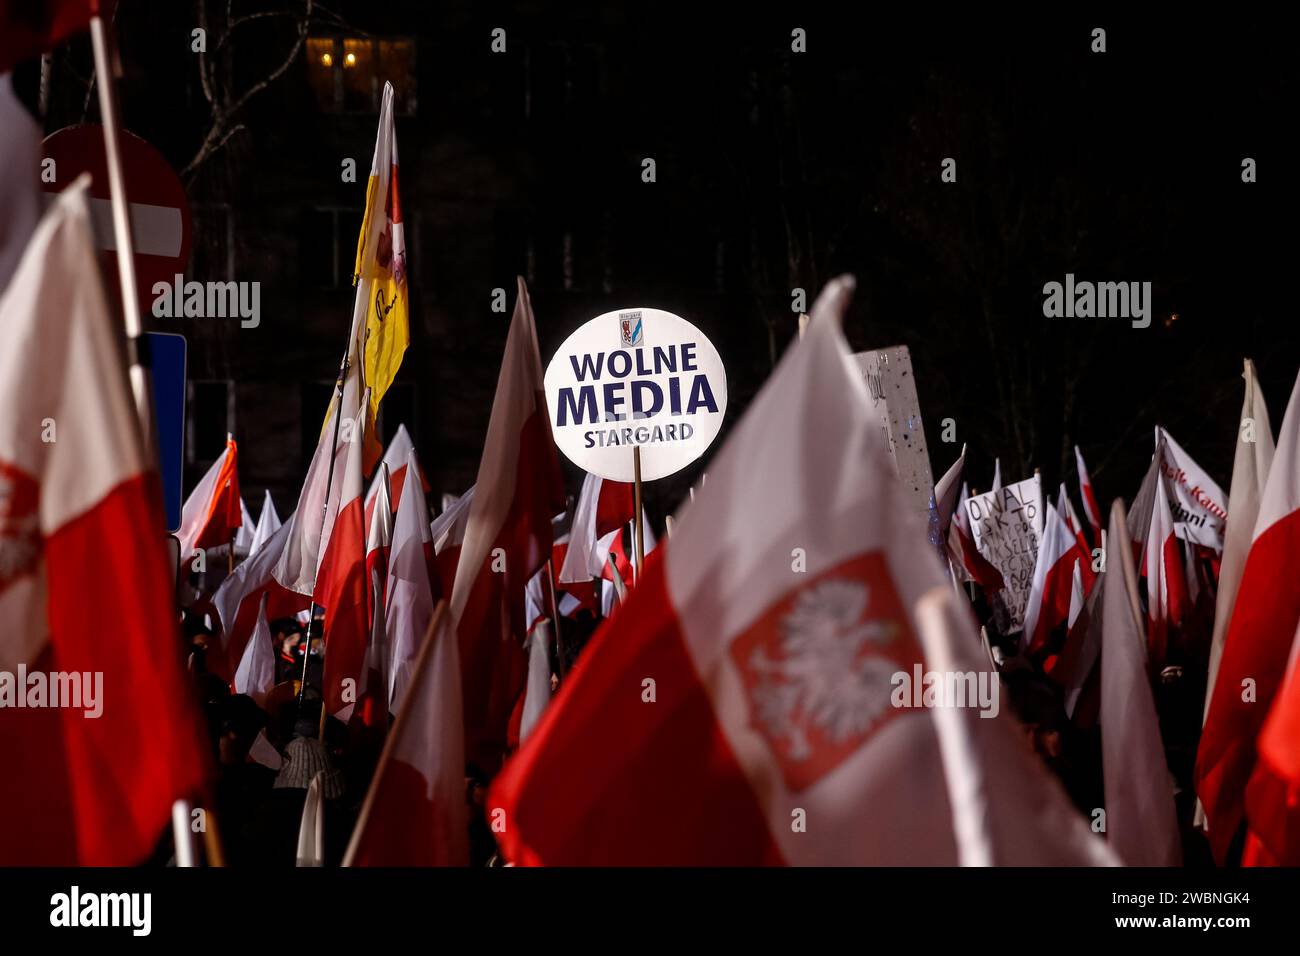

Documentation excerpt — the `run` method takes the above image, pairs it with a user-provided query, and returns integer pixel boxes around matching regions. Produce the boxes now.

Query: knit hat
[273,736,345,798]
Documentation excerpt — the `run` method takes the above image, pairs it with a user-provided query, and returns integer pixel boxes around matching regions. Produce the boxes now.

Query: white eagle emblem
[745,579,899,762]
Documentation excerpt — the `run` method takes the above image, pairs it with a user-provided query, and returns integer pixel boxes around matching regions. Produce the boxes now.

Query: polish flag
[1202,359,1275,744]
[0,179,208,864]
[1057,484,1096,593]
[1068,559,1086,630]
[364,423,428,530]
[1140,446,1188,672]
[344,603,468,866]
[1052,557,1102,721]
[558,471,634,585]
[947,482,1004,593]
[176,437,241,569]
[210,516,309,680]
[1098,500,1182,865]
[526,535,592,632]
[316,407,370,719]
[274,394,362,598]
[1243,619,1300,864]
[355,465,393,730]
[233,595,276,707]
[489,277,1113,866]
[933,445,965,539]
[449,277,566,770]
[1075,445,1103,542]
[1197,369,1300,863]
[387,449,437,714]
[1022,502,1079,656]
[430,485,475,601]
[248,489,281,557]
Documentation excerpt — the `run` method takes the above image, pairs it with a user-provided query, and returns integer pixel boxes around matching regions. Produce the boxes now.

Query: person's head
[1003,671,1067,762]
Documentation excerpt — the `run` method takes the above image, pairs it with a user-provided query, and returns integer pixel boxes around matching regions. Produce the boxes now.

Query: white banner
[966,475,1044,632]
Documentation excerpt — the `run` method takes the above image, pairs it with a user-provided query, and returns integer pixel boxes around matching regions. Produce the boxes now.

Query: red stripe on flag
[0,472,209,865]
[1196,509,1300,863]
[489,549,781,865]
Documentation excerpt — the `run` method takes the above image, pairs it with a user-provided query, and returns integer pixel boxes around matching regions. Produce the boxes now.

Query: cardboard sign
[966,475,1044,632]
[544,308,727,482]
[852,346,935,525]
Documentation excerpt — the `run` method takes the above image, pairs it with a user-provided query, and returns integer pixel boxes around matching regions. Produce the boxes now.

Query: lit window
[305,36,417,114]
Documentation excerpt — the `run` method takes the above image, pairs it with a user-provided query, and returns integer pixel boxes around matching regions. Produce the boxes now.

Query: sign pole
[545,559,567,681]
[633,446,645,579]
[89,12,156,454]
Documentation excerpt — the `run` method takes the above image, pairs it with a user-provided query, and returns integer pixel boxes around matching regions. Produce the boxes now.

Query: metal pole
[633,446,645,579]
[89,13,156,454]
[545,559,566,681]
[297,358,350,715]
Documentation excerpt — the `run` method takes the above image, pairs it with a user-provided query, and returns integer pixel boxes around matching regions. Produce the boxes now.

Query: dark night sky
[23,4,1296,520]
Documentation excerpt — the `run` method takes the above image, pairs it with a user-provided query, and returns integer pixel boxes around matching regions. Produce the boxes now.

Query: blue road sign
[145,332,187,533]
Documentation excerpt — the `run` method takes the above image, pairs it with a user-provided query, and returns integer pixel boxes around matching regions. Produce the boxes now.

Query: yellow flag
[352,82,408,470]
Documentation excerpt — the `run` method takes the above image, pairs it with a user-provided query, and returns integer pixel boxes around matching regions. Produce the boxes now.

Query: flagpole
[342,601,448,867]
[297,355,350,715]
[633,446,645,578]
[545,559,567,681]
[88,10,156,455]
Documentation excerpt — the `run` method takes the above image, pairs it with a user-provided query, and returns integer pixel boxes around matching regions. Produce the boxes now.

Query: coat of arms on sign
[619,311,643,347]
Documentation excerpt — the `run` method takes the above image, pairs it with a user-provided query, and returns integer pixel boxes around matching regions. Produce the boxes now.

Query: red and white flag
[948,482,1004,592]
[176,436,241,569]
[0,179,208,864]
[1075,445,1102,542]
[558,471,633,585]
[1202,359,1275,741]
[449,277,566,770]
[1243,619,1300,865]
[1022,502,1078,655]
[1067,558,1086,632]
[1197,369,1300,863]
[387,449,437,714]
[274,395,362,598]
[933,445,966,539]
[316,407,370,719]
[211,516,309,680]
[354,465,393,730]
[364,423,428,530]
[1140,445,1188,671]
[1058,483,1096,593]
[344,604,468,866]
[489,277,1112,866]
[430,485,475,601]
[1099,501,1182,866]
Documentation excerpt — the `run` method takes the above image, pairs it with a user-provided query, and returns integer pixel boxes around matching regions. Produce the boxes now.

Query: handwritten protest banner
[966,475,1043,633]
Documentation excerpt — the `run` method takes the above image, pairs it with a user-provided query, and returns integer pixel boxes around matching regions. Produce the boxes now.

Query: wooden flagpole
[342,601,448,866]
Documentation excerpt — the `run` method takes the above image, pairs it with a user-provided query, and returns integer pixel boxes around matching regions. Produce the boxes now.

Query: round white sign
[544,307,728,482]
